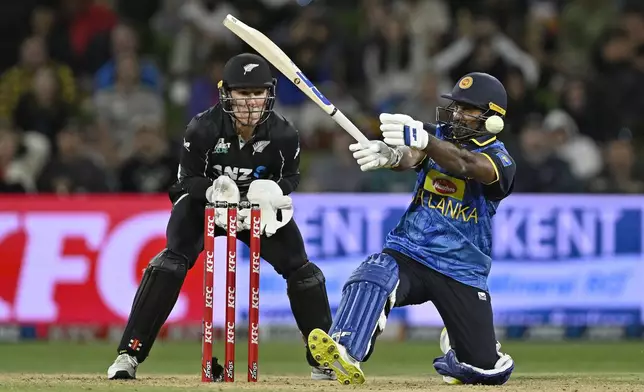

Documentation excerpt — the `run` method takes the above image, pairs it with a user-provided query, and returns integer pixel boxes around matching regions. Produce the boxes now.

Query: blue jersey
[384,129,516,291]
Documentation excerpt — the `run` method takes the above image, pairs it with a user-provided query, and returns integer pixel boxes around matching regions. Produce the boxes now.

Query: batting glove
[349,140,402,171]
[380,113,429,150]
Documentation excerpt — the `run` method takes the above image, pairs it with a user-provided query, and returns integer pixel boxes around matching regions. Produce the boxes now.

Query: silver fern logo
[252,140,270,155]
[243,63,259,75]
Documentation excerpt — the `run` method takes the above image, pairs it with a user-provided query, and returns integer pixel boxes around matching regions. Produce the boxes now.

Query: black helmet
[218,53,277,126]
[436,72,507,141]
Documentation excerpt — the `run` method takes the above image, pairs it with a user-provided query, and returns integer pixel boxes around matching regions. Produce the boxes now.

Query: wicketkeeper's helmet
[218,53,277,126]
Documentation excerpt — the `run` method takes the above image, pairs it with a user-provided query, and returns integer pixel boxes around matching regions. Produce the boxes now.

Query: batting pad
[329,253,399,362]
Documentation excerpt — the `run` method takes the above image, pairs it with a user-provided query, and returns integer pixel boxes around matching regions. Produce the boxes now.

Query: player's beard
[436,106,487,140]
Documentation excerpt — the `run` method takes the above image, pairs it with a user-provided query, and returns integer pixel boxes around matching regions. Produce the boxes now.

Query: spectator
[186,49,226,120]
[588,136,644,194]
[165,0,239,88]
[92,22,162,91]
[432,13,540,88]
[363,14,417,108]
[590,28,635,136]
[0,122,49,193]
[512,118,583,193]
[542,109,602,183]
[391,71,449,121]
[621,6,644,48]
[398,0,451,70]
[13,67,72,151]
[274,12,335,108]
[37,120,110,194]
[118,120,177,193]
[93,54,164,163]
[30,6,56,40]
[559,0,618,72]
[0,36,76,120]
[47,0,118,75]
[504,66,540,134]
[0,128,26,192]
[558,77,605,143]
[300,131,367,192]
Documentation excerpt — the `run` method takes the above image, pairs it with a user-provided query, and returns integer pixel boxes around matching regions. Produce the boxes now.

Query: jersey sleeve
[175,116,214,203]
[478,148,515,201]
[275,126,301,195]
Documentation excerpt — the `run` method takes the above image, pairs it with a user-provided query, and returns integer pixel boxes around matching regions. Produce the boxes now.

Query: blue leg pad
[329,253,399,361]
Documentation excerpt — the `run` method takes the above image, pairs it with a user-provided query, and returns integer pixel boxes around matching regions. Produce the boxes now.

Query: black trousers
[169,195,308,278]
[385,249,499,369]
[117,195,331,366]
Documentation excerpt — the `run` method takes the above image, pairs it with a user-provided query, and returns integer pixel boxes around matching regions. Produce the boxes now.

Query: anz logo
[213,165,267,181]
[253,166,266,178]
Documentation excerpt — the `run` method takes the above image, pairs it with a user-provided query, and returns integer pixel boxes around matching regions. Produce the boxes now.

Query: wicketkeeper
[107,53,335,381]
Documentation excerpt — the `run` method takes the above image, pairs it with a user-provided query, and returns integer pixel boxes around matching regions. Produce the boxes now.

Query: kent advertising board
[0,194,642,327]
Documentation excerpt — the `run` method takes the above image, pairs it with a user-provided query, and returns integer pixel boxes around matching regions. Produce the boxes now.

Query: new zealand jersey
[169,104,301,204]
[384,127,516,291]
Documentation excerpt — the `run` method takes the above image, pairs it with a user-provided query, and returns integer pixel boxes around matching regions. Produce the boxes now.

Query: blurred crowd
[0,0,643,195]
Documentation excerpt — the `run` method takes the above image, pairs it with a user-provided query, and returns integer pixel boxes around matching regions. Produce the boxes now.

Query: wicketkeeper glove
[247,179,293,237]
[205,175,246,231]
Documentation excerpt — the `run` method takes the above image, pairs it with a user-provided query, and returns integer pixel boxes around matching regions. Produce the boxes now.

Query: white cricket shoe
[107,353,138,380]
[311,366,337,380]
[308,328,364,385]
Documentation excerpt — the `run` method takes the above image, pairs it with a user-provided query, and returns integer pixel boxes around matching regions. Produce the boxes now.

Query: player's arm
[478,148,516,200]
[175,117,214,203]
[422,138,497,183]
[391,146,426,171]
[351,120,433,172]
[380,113,498,183]
[275,127,301,195]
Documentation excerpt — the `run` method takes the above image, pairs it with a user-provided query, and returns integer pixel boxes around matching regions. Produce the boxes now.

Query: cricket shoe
[311,366,337,381]
[438,327,504,385]
[107,353,138,380]
[308,328,365,385]
[439,327,461,385]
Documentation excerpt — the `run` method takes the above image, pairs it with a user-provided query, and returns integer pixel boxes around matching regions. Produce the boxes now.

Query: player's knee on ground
[440,327,502,375]
[434,349,514,385]
[456,348,499,371]
[330,253,399,362]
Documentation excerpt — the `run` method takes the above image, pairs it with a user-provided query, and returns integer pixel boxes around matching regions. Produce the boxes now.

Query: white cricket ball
[485,115,504,134]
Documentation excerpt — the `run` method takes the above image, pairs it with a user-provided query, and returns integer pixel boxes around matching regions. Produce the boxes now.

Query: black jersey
[169,104,301,203]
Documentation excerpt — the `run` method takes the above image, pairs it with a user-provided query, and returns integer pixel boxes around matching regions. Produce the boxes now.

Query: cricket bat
[223,14,370,145]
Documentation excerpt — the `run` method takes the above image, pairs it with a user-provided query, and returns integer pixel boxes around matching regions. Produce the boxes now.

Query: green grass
[0,341,642,391]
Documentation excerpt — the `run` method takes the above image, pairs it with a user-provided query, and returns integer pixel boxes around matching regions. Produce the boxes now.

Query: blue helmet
[436,72,508,141]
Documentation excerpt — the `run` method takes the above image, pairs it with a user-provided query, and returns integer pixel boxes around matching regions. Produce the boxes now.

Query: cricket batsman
[107,53,335,381]
[307,72,516,385]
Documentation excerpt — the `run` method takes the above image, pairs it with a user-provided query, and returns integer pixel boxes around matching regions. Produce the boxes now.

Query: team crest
[243,63,259,75]
[252,140,270,155]
[214,138,231,154]
[459,76,473,89]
